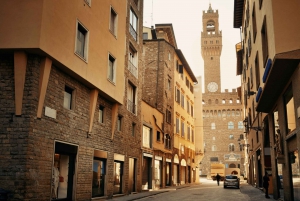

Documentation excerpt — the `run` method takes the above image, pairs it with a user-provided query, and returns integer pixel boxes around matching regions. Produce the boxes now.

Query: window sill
[109,30,117,39]
[107,78,116,85]
[74,52,88,63]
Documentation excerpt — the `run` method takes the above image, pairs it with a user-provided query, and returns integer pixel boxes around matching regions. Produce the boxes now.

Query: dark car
[224,175,239,189]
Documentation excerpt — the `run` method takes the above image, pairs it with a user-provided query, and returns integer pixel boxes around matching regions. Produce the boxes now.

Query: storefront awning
[256,49,300,113]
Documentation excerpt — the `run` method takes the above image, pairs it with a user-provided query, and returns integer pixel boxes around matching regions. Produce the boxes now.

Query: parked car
[224,175,240,189]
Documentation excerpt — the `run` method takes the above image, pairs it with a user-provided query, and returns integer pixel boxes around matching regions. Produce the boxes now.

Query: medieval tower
[200,4,245,178]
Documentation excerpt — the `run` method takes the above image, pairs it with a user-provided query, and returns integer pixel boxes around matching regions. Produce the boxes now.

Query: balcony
[129,24,137,41]
[127,99,136,114]
[128,60,138,78]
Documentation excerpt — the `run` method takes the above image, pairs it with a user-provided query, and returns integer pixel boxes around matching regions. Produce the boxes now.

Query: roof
[175,49,198,83]
[155,24,177,49]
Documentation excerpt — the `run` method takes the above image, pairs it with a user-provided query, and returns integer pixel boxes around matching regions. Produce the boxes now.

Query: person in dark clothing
[263,172,270,198]
[216,173,221,186]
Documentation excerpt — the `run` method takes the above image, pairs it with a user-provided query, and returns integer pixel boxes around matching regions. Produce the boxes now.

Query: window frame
[75,20,89,61]
[64,85,75,110]
[108,54,116,83]
[99,105,105,123]
[109,6,118,36]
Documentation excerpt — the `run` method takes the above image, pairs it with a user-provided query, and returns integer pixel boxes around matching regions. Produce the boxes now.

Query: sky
[143,0,241,91]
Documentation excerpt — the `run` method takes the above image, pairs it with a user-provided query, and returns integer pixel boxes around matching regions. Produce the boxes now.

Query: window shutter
[179,65,183,74]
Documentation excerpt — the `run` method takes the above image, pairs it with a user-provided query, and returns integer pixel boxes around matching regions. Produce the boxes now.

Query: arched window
[218,110,221,117]
[202,100,205,104]
[232,109,235,116]
[211,123,216,130]
[229,163,236,168]
[208,99,212,104]
[203,110,206,117]
[236,109,241,116]
[215,99,219,104]
[212,145,217,151]
[214,110,217,116]
[228,121,234,129]
[222,99,226,104]
[210,110,213,117]
[227,109,231,117]
[229,143,235,151]
[229,134,234,140]
[222,110,226,117]
[238,121,244,129]
[236,99,240,103]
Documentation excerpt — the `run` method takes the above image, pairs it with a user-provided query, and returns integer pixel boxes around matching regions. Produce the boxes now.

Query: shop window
[92,152,106,197]
[113,161,123,194]
[52,142,77,200]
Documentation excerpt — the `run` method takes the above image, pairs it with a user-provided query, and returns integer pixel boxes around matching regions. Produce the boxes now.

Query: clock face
[207,82,218,92]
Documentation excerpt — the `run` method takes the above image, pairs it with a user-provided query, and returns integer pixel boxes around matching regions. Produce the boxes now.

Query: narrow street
[111,178,273,201]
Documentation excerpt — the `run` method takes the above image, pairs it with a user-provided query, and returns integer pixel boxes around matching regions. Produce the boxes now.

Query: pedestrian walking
[216,173,221,186]
[263,172,270,198]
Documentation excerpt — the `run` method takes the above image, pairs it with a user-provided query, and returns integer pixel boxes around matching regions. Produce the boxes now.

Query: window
[222,99,225,104]
[64,86,74,110]
[261,15,269,66]
[181,93,184,108]
[108,54,116,83]
[167,79,171,90]
[143,32,148,40]
[92,155,106,197]
[252,2,257,42]
[132,123,136,136]
[84,0,91,6]
[229,143,235,152]
[187,100,190,114]
[181,121,185,137]
[250,66,253,89]
[156,131,161,142]
[76,21,89,60]
[186,77,189,87]
[128,45,138,77]
[175,87,180,103]
[255,51,260,90]
[142,125,152,148]
[99,105,104,123]
[191,129,194,143]
[191,105,194,117]
[259,0,263,9]
[284,85,296,134]
[166,109,171,123]
[211,123,216,130]
[127,82,137,114]
[129,9,138,41]
[187,126,190,140]
[176,117,180,134]
[190,83,194,93]
[238,121,244,129]
[110,7,118,36]
[117,116,122,131]
[165,134,171,149]
[228,121,234,129]
[181,145,184,154]
[213,137,215,140]
[229,135,234,140]
[210,157,218,161]
[212,145,217,151]
[168,51,171,60]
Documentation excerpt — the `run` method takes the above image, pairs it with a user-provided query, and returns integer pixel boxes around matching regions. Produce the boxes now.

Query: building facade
[234,0,300,200]
[0,0,144,200]
[200,4,245,179]
[142,24,198,188]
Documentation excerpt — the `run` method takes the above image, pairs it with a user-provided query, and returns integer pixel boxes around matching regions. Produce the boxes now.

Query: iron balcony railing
[128,60,138,78]
[129,24,137,41]
[127,99,136,114]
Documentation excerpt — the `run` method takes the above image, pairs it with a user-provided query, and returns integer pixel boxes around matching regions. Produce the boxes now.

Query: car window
[226,175,238,179]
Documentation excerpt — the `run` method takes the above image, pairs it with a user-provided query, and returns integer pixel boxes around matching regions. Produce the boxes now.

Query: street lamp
[243,117,263,132]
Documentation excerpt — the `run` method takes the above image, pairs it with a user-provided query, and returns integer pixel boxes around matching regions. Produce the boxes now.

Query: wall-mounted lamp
[243,117,263,132]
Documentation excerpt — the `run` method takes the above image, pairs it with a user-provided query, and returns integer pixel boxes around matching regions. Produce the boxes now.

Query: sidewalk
[109,181,283,201]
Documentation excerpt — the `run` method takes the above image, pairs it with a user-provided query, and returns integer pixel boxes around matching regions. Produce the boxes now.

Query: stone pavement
[109,180,283,201]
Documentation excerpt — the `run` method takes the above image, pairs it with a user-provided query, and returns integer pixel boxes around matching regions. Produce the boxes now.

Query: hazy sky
[143,0,241,91]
